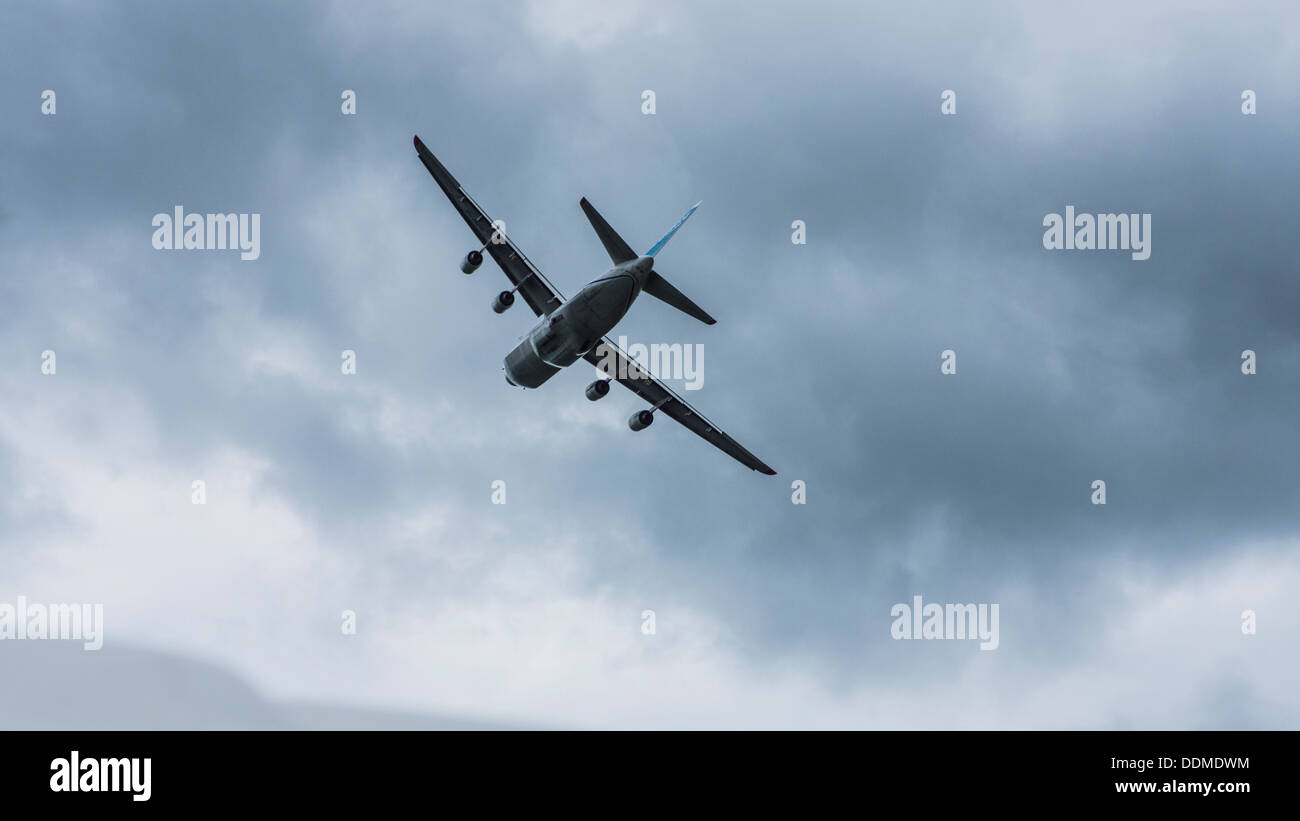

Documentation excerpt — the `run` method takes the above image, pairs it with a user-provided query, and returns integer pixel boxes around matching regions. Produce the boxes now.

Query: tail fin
[580,197,637,264]
[646,200,701,257]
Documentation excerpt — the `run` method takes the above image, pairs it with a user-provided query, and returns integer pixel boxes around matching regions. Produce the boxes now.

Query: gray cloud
[0,0,1296,728]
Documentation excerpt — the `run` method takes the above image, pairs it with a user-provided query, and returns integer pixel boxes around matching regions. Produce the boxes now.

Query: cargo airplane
[413,135,775,475]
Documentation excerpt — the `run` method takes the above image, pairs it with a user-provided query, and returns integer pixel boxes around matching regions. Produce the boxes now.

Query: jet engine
[586,379,611,401]
[492,290,515,313]
[628,409,654,431]
[460,249,483,274]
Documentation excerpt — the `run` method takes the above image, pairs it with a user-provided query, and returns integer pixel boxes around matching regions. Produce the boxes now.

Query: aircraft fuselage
[503,255,655,388]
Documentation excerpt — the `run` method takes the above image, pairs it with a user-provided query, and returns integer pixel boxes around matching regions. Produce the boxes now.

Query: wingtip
[413,134,425,151]
[760,467,777,476]
[579,196,589,206]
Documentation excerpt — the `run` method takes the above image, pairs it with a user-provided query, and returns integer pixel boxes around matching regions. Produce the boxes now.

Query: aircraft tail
[646,201,701,257]
[580,197,715,325]
[643,201,713,325]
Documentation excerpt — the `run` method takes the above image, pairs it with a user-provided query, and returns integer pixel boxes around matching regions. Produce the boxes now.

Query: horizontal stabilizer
[643,269,716,325]
[580,197,637,264]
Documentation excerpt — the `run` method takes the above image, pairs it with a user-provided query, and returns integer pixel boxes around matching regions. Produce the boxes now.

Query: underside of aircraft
[413,134,776,475]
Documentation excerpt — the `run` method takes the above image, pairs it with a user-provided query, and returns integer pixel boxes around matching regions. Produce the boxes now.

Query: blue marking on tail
[646,201,702,257]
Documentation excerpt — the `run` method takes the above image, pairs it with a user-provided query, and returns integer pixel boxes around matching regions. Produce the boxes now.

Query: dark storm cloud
[1,0,1296,726]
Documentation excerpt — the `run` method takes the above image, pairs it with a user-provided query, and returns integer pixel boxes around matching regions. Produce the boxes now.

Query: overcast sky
[1,0,1297,728]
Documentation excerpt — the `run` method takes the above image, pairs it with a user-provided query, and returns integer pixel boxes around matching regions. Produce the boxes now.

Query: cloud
[0,0,1296,728]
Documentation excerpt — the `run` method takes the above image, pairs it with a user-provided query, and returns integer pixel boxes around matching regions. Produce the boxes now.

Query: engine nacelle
[460,249,483,274]
[492,290,515,313]
[628,409,654,431]
[586,379,611,401]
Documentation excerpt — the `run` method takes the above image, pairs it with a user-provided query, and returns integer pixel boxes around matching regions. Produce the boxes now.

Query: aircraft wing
[413,135,564,316]
[584,339,777,475]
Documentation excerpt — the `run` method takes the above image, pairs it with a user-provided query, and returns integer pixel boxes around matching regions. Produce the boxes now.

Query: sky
[0,0,1297,729]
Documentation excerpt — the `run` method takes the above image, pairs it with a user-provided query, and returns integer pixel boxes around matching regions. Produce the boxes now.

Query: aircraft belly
[578,274,637,330]
[504,275,637,389]
[503,336,560,388]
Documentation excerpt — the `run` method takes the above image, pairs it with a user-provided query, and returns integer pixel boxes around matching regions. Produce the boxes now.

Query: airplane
[413,135,776,475]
